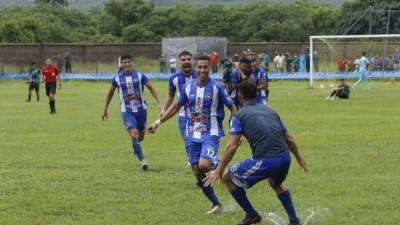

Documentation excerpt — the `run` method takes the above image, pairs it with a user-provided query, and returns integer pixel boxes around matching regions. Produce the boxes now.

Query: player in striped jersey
[249,58,268,105]
[161,50,197,138]
[102,54,163,171]
[148,54,237,214]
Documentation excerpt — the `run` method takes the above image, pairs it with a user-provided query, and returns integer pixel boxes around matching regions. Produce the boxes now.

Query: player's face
[180,55,192,75]
[196,60,210,83]
[239,62,249,73]
[250,62,257,72]
[121,58,132,72]
[46,59,52,67]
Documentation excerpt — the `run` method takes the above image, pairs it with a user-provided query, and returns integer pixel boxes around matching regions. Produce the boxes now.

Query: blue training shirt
[178,78,234,142]
[358,56,370,72]
[230,100,289,159]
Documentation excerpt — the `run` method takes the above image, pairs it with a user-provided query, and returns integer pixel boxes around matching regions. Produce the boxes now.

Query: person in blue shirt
[102,54,163,171]
[161,50,197,138]
[148,54,237,214]
[352,51,371,90]
[249,58,268,104]
[229,57,251,109]
[261,50,270,72]
[204,81,307,225]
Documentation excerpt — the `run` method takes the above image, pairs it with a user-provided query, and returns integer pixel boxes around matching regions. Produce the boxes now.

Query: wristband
[155,119,161,126]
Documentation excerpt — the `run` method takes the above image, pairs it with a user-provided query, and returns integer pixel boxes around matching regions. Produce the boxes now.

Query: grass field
[0,79,399,225]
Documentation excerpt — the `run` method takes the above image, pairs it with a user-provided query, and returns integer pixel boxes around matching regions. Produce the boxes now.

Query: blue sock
[230,187,258,217]
[197,177,221,206]
[278,190,298,223]
[131,138,144,161]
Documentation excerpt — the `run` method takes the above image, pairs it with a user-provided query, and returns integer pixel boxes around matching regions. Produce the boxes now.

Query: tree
[35,0,69,7]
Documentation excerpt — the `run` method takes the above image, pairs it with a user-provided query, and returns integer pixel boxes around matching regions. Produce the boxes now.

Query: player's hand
[203,170,220,187]
[297,156,308,173]
[146,123,159,134]
[101,110,108,121]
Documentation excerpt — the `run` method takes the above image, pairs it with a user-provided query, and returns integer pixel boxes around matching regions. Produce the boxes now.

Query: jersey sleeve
[177,84,188,106]
[168,75,176,92]
[141,73,149,84]
[278,116,288,134]
[259,69,267,81]
[111,76,118,87]
[217,83,234,108]
[230,70,241,85]
[230,116,243,135]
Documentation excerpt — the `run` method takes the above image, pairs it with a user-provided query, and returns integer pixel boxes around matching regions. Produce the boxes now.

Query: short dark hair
[339,78,345,81]
[179,50,192,58]
[250,58,257,63]
[120,54,132,61]
[195,54,210,62]
[239,57,250,64]
[31,62,37,65]
[239,81,258,99]
[362,51,367,56]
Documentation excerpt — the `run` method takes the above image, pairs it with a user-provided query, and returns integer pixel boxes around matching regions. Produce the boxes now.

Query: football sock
[230,187,258,217]
[197,176,221,206]
[131,137,144,161]
[277,190,298,223]
[27,95,31,101]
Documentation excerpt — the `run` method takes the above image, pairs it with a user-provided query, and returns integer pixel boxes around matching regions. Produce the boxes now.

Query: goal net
[309,34,400,87]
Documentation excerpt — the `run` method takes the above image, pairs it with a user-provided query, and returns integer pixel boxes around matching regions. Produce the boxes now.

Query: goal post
[309,34,400,88]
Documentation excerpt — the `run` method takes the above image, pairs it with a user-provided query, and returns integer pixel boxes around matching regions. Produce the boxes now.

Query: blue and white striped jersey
[168,69,197,117]
[112,70,149,113]
[178,78,234,141]
[249,67,268,105]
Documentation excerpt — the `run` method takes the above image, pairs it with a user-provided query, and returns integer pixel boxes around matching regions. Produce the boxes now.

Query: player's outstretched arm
[161,91,175,117]
[145,81,163,112]
[203,134,241,187]
[147,103,180,133]
[102,85,116,121]
[284,132,308,172]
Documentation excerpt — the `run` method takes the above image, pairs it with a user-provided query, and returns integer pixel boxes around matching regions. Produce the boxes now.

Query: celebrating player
[26,62,41,102]
[249,58,269,104]
[352,51,370,90]
[161,50,197,138]
[101,54,163,171]
[204,81,307,225]
[147,54,237,214]
[41,58,61,114]
[229,57,250,109]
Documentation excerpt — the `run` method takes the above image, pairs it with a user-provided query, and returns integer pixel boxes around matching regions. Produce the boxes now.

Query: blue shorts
[178,116,187,139]
[121,110,147,131]
[185,136,220,167]
[228,151,291,189]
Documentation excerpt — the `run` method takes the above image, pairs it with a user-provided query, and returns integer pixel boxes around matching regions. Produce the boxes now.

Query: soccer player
[41,58,61,114]
[101,54,163,171]
[26,62,41,102]
[147,54,237,214]
[229,57,250,109]
[326,78,350,100]
[204,81,307,225]
[352,52,370,90]
[249,58,268,105]
[161,50,197,138]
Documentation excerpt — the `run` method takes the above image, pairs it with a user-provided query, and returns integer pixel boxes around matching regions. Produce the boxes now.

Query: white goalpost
[309,34,400,88]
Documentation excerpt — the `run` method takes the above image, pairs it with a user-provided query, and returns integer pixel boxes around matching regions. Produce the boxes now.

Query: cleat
[206,204,223,214]
[288,218,302,225]
[140,160,149,171]
[236,213,261,225]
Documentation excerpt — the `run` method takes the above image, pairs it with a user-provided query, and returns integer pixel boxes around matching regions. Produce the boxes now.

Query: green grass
[0,79,399,225]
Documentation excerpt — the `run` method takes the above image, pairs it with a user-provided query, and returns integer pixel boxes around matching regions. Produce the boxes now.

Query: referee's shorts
[45,82,57,96]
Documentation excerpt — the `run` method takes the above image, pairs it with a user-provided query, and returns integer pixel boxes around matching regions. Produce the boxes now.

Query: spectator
[326,79,350,100]
[393,49,400,71]
[210,51,219,73]
[313,50,320,72]
[232,53,240,69]
[336,56,348,72]
[64,50,72,73]
[285,52,294,73]
[347,57,356,72]
[159,54,166,73]
[261,50,270,71]
[293,54,299,72]
[305,49,310,72]
[169,55,177,73]
[298,53,306,72]
[273,52,284,72]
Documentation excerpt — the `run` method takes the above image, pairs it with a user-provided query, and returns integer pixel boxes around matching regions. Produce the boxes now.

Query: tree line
[0,0,399,43]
